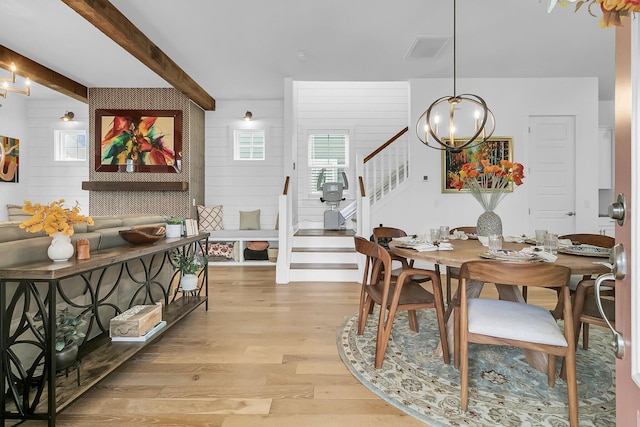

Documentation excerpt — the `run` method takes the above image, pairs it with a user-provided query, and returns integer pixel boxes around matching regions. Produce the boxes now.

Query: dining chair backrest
[457,260,578,426]
[354,235,392,287]
[559,233,614,248]
[444,226,478,304]
[372,226,407,249]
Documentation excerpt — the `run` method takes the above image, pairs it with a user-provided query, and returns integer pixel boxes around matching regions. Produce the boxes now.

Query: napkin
[449,230,469,240]
[558,239,573,248]
[521,247,557,262]
[504,235,525,243]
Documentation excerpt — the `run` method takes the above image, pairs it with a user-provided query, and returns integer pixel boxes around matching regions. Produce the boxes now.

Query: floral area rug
[337,309,615,426]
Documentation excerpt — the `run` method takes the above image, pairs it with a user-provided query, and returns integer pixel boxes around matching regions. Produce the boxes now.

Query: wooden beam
[61,0,215,111]
[0,45,88,103]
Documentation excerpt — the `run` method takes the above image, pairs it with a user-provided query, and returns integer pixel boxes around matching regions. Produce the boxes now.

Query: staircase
[288,229,360,282]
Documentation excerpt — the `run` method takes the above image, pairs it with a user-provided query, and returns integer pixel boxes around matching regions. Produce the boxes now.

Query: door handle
[594,273,624,359]
[566,211,575,216]
[608,193,626,226]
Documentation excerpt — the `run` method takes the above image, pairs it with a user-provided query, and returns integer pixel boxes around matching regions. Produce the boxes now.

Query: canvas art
[442,137,513,193]
[0,135,19,183]
[95,109,182,173]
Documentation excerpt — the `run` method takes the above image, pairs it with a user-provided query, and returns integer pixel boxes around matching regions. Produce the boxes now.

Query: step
[293,235,355,248]
[290,249,357,264]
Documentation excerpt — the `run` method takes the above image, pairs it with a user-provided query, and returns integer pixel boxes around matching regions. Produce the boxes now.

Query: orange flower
[448,158,525,211]
[19,199,94,237]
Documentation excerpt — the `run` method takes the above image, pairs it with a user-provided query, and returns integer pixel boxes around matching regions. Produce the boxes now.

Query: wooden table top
[389,238,611,276]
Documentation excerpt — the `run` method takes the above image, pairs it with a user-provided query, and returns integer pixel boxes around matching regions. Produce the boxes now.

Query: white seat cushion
[468,299,568,347]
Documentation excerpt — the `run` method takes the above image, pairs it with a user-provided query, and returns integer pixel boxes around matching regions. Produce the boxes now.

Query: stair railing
[359,127,410,207]
[276,176,292,284]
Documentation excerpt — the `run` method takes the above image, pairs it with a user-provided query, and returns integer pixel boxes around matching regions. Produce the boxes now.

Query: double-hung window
[308,132,349,194]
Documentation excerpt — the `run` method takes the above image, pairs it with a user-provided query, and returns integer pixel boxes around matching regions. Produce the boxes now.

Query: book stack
[109,305,166,342]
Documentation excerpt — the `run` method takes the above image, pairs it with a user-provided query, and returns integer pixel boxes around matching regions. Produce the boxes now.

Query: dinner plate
[558,245,611,258]
[480,250,541,262]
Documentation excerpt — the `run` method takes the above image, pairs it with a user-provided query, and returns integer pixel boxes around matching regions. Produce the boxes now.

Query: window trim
[53,129,87,162]
[233,129,266,161]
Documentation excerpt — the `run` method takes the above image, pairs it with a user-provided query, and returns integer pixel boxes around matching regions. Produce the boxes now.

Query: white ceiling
[0,0,616,102]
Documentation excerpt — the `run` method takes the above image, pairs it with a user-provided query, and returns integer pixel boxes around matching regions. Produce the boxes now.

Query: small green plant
[171,250,208,275]
[166,217,184,225]
[55,309,87,351]
[33,308,88,351]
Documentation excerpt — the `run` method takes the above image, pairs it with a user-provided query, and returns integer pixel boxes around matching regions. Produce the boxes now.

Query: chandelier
[0,63,30,98]
[415,0,494,153]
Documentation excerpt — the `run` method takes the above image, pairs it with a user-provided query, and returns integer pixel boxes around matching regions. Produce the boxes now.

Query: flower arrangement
[19,199,94,237]
[448,159,525,212]
[548,0,640,27]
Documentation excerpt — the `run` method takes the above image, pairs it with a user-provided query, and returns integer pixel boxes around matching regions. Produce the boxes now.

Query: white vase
[476,211,503,237]
[47,232,74,262]
[165,223,183,238]
[180,274,198,292]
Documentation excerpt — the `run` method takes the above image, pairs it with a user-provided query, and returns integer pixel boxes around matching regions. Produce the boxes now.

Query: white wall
[294,81,409,227]
[204,100,284,230]
[371,77,601,237]
[0,97,88,222]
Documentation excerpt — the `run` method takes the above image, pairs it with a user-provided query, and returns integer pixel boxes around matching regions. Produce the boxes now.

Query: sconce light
[243,111,253,121]
[0,63,31,99]
[61,111,75,122]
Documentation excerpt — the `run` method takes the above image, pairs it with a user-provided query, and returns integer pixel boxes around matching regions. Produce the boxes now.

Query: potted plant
[32,308,88,371]
[19,199,94,262]
[171,250,208,293]
[165,217,184,238]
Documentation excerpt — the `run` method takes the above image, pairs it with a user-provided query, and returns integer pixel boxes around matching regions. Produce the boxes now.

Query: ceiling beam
[61,0,215,111]
[0,45,88,103]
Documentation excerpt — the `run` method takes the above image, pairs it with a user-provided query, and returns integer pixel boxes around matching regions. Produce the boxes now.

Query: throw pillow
[239,209,260,230]
[247,241,269,251]
[197,205,223,232]
[207,242,234,259]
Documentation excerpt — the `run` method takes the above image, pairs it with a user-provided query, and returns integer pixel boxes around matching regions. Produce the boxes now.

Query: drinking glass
[488,234,503,252]
[535,229,548,246]
[430,228,440,243]
[544,233,558,254]
[440,226,450,242]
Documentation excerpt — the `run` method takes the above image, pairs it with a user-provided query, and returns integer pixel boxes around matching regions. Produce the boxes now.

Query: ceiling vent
[405,36,451,60]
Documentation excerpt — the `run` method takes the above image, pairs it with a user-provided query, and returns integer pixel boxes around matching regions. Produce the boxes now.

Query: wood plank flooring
[17,266,560,426]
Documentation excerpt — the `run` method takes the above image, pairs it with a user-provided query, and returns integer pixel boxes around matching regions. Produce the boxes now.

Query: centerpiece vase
[47,232,74,262]
[476,210,503,237]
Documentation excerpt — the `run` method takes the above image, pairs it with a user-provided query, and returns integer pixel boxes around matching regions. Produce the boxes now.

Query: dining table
[389,238,611,373]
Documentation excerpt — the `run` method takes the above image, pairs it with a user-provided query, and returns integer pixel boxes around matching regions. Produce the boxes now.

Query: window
[234,129,265,160]
[54,130,87,161]
[308,132,349,193]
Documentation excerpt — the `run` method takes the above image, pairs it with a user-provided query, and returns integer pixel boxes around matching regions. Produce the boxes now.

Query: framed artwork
[95,109,182,172]
[441,137,513,193]
[0,135,19,183]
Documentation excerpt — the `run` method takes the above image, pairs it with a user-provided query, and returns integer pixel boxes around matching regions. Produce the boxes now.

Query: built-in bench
[207,229,279,265]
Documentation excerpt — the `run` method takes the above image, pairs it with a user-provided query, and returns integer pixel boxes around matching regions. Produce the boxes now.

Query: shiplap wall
[204,100,284,230]
[0,99,92,221]
[294,81,409,226]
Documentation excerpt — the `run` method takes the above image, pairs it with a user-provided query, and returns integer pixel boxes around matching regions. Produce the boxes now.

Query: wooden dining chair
[372,226,436,284]
[444,226,476,305]
[456,260,578,427]
[354,236,449,368]
[571,277,615,350]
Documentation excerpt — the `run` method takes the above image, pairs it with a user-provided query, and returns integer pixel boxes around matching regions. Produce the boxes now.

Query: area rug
[337,309,615,426]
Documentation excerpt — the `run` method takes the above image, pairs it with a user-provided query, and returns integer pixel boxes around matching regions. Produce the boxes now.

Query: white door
[528,116,576,235]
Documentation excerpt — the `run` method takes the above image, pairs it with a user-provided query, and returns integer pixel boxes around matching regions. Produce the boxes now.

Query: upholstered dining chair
[444,226,477,305]
[372,226,435,284]
[354,236,449,368]
[456,260,578,427]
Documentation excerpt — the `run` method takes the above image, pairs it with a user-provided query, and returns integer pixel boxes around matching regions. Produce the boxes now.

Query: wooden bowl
[119,226,166,244]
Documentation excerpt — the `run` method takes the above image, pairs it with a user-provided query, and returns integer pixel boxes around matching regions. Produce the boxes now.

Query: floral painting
[442,137,512,192]
[95,109,182,173]
[0,135,19,183]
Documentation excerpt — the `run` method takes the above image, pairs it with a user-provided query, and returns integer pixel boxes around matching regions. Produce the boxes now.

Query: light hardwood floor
[20,266,560,426]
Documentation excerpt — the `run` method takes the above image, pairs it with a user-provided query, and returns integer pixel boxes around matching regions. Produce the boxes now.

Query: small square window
[234,129,265,160]
[54,130,87,161]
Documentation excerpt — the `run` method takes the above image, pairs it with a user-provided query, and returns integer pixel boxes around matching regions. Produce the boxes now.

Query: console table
[0,233,209,426]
